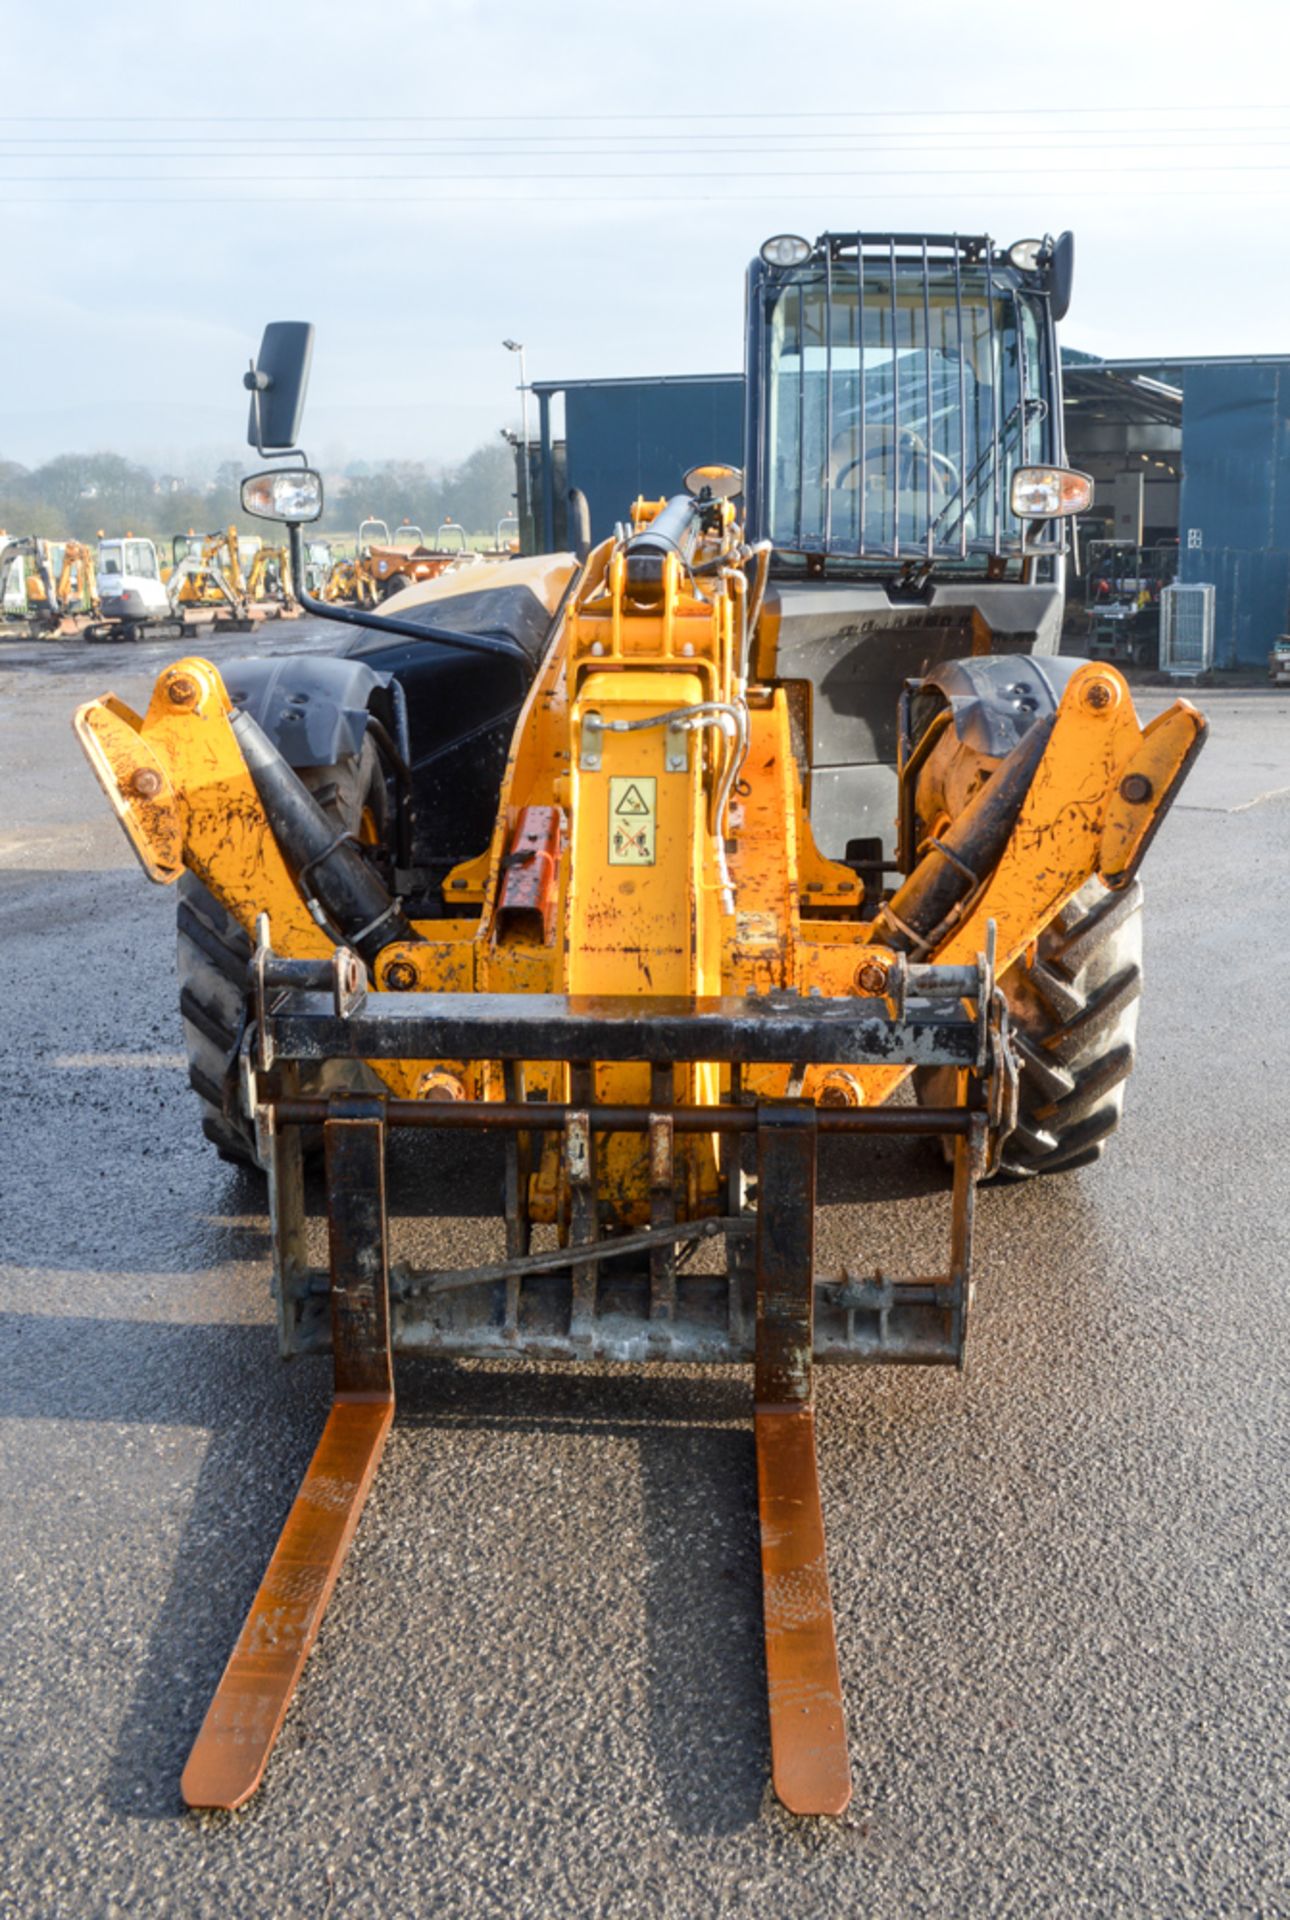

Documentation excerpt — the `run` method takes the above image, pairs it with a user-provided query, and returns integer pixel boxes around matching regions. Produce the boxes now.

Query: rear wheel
[917,877,1144,1177]
[175,737,388,1167]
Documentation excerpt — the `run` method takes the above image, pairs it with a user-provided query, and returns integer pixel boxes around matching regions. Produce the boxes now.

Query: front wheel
[917,877,1144,1177]
[175,737,388,1166]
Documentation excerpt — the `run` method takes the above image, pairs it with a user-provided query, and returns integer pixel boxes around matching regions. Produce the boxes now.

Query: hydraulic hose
[871,711,1057,955]
[230,707,416,967]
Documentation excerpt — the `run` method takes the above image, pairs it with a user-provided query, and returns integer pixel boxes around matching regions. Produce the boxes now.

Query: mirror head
[683,462,743,503]
[245,321,315,453]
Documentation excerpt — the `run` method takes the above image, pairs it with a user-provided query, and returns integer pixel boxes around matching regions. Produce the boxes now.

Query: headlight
[240,467,325,524]
[1010,466,1094,519]
[760,233,811,268]
[1008,238,1045,272]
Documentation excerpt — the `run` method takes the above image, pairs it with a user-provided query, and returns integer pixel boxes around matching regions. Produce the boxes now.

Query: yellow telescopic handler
[75,233,1205,1819]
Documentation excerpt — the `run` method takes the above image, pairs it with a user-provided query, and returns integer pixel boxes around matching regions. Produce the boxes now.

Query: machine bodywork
[75,231,1205,1819]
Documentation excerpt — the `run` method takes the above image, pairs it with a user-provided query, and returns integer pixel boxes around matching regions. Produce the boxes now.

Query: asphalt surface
[1,623,1287,1920]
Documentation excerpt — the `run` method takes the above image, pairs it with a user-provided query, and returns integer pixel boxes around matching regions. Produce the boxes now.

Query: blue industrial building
[531,354,1290,669]
[529,373,742,552]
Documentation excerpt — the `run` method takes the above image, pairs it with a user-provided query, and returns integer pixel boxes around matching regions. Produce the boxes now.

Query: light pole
[502,339,531,549]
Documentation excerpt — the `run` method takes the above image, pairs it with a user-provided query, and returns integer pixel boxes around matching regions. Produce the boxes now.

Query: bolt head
[130,766,162,799]
[854,959,889,995]
[1080,676,1117,712]
[415,1069,464,1103]
[818,1071,865,1108]
[383,959,418,992]
[166,674,198,707]
[1119,772,1153,805]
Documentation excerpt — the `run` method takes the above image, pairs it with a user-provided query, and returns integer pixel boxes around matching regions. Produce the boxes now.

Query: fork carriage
[187,928,1005,1818]
[254,937,1000,1371]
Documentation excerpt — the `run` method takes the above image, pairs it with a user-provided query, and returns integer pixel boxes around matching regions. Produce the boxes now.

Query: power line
[10,187,1290,205]
[13,163,1290,183]
[2,124,1287,146]
[4,104,1290,120]
[7,137,1290,160]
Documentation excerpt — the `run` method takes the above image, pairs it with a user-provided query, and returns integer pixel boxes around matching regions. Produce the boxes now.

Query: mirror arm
[285,522,532,681]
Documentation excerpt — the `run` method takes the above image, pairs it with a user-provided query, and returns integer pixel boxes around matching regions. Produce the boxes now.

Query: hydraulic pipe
[229,707,416,966]
[874,711,1057,954]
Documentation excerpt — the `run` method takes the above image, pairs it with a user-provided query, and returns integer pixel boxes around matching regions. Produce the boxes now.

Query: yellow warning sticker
[608,776,657,865]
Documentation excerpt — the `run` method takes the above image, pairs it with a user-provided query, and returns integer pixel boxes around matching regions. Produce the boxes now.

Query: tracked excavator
[166,526,300,631]
[75,232,1205,1818]
[0,534,99,637]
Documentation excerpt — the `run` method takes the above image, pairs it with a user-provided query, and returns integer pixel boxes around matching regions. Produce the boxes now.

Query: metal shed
[528,374,744,548]
[1068,354,1290,667]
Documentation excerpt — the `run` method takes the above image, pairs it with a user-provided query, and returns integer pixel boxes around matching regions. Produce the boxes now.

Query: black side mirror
[1048,232,1075,323]
[245,322,315,453]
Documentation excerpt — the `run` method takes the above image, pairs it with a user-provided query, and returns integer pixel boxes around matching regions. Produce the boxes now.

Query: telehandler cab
[76,233,1205,1818]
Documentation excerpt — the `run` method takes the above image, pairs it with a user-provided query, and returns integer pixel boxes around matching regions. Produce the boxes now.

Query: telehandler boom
[75,234,1205,1818]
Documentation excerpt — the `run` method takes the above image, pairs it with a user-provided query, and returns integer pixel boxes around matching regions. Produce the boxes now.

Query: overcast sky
[5,0,1290,471]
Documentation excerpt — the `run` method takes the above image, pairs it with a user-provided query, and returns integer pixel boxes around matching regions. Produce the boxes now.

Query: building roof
[530,373,742,396]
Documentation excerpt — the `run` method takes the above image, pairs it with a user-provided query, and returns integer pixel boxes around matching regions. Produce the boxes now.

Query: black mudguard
[917,654,1091,757]
[221,655,399,768]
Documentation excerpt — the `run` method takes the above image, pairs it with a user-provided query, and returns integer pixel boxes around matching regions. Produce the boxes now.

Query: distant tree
[22,452,158,539]
[441,441,515,535]
[330,461,447,536]
[0,437,518,545]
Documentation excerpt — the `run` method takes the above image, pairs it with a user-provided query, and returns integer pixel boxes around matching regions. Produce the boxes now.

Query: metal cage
[1159,583,1216,677]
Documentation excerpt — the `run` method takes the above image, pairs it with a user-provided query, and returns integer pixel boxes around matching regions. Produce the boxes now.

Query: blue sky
[5,0,1290,470]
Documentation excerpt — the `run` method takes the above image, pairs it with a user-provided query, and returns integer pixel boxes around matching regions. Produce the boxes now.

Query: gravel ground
[0,627,1287,1919]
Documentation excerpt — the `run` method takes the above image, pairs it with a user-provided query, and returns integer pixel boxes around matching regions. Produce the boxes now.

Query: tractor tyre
[381,574,409,601]
[917,876,1144,1178]
[175,736,388,1168]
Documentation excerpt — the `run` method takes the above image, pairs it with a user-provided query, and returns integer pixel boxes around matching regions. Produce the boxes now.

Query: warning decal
[608,775,657,865]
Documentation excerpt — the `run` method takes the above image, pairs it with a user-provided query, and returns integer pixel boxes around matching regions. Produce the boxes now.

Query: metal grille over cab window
[765,243,1051,567]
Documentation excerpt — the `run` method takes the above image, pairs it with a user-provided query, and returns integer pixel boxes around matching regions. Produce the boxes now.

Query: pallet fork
[182,930,995,1815]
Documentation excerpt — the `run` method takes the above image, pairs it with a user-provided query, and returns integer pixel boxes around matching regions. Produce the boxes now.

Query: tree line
[0,442,518,544]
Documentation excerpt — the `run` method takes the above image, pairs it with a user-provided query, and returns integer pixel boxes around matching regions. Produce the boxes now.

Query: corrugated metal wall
[563,379,744,539]
[1178,365,1290,667]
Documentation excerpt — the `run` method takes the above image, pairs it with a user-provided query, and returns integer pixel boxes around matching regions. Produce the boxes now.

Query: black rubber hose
[229,707,416,966]
[874,711,1057,953]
